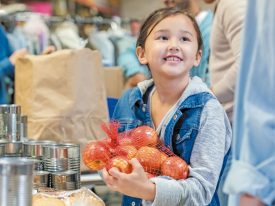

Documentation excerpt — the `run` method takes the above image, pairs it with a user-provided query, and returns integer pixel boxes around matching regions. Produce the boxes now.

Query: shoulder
[217,0,247,25]
[202,97,225,118]
[218,0,247,12]
[114,86,142,111]
[117,87,138,105]
[200,97,232,134]
[112,89,135,120]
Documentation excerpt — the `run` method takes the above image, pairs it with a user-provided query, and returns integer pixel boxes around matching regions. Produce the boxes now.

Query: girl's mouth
[163,56,183,62]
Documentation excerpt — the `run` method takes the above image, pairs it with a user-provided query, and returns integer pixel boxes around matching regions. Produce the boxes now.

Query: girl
[102,7,231,206]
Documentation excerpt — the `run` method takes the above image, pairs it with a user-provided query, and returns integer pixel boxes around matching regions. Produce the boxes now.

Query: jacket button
[142,105,146,112]
[173,114,177,120]
[131,202,136,206]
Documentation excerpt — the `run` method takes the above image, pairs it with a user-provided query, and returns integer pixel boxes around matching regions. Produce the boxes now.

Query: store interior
[0,0,237,206]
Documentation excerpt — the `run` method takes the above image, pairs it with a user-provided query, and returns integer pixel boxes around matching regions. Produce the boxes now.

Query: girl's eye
[157,35,168,40]
[181,37,190,42]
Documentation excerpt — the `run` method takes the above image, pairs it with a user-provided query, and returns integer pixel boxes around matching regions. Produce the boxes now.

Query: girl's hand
[102,158,156,201]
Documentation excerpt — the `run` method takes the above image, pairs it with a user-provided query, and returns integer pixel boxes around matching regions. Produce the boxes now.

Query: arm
[148,99,232,206]
[124,73,147,89]
[0,58,14,77]
[212,0,247,102]
[118,47,150,85]
[240,194,265,206]
[0,26,14,77]
[223,0,275,204]
[106,99,232,206]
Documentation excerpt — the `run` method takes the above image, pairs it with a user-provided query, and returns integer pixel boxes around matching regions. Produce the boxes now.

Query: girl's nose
[168,40,180,52]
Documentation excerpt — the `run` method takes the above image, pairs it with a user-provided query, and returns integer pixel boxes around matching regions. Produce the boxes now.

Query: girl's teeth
[166,57,180,61]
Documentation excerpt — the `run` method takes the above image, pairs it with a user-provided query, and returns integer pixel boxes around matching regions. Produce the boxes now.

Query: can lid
[0,157,37,175]
[0,104,21,114]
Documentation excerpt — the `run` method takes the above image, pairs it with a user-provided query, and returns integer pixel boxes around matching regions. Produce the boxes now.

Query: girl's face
[137,14,201,80]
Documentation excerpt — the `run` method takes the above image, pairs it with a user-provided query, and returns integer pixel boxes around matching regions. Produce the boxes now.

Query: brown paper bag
[103,67,124,98]
[15,48,109,171]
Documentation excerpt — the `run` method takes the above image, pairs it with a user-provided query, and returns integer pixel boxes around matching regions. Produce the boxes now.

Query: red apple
[118,137,134,146]
[100,138,117,154]
[130,126,158,148]
[106,156,132,174]
[136,146,161,174]
[161,156,189,180]
[160,152,168,164]
[82,141,111,171]
[115,145,137,160]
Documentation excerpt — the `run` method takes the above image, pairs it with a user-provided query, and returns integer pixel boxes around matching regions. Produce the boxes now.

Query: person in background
[0,24,27,104]
[118,19,151,89]
[203,0,247,205]
[129,19,141,38]
[0,24,55,104]
[206,0,247,123]
[223,0,275,205]
[103,7,231,206]
[163,0,213,86]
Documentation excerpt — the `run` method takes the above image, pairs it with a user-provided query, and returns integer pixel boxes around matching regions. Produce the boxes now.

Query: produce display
[83,122,189,180]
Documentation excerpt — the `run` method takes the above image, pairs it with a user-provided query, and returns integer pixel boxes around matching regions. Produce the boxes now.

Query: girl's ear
[193,49,202,67]
[136,46,148,65]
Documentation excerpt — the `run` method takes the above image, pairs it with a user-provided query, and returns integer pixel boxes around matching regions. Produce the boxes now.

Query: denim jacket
[112,79,231,206]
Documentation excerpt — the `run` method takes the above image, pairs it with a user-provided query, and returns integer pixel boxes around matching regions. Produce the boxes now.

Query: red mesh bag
[82,122,189,180]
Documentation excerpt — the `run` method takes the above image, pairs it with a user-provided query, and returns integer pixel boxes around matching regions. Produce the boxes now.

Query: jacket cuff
[223,160,275,205]
[148,177,183,206]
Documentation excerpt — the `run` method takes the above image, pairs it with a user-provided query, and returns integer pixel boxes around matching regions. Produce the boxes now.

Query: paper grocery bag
[15,48,109,171]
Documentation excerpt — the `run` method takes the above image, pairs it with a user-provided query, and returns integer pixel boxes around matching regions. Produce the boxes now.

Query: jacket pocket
[174,127,198,144]
[173,127,198,161]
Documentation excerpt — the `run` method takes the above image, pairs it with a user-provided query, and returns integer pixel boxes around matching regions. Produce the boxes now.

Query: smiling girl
[102,7,232,206]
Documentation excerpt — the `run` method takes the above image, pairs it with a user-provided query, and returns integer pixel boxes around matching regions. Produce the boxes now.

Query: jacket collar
[128,77,213,110]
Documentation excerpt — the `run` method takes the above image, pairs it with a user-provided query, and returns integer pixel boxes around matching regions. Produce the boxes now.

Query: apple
[118,136,134,146]
[106,156,132,174]
[115,145,137,159]
[130,126,158,148]
[100,138,117,154]
[136,146,162,174]
[82,141,111,171]
[160,152,168,164]
[161,156,189,180]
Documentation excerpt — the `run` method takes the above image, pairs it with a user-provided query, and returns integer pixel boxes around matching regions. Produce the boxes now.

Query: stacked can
[0,104,21,142]
[23,140,56,171]
[0,157,36,206]
[23,140,56,189]
[0,105,23,157]
[42,143,81,190]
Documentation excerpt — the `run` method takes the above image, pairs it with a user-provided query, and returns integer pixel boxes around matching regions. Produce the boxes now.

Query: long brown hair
[136,7,203,52]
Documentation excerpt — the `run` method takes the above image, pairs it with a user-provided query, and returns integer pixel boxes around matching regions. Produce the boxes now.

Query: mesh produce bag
[83,122,189,180]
